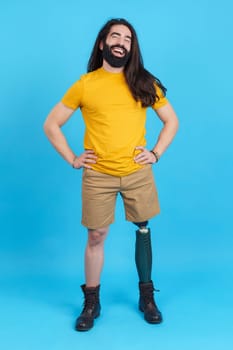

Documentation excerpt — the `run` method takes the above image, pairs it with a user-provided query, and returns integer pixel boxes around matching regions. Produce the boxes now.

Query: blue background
[1,0,233,349]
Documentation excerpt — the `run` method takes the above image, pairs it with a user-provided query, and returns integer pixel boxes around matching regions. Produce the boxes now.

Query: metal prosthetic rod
[134,221,152,283]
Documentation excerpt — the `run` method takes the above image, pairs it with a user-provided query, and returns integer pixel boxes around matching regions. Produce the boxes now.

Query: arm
[134,102,179,164]
[43,102,97,168]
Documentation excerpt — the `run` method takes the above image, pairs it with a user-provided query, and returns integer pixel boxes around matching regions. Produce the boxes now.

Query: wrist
[150,150,160,163]
[72,155,78,168]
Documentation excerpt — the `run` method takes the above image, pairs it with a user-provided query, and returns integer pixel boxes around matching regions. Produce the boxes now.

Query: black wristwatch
[150,150,160,163]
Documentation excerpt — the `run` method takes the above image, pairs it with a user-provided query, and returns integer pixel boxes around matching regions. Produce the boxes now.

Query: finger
[86,155,98,159]
[134,153,146,161]
[135,154,151,162]
[85,150,96,154]
[136,159,150,165]
[135,146,145,151]
[84,164,93,169]
[85,159,97,164]
[84,155,97,161]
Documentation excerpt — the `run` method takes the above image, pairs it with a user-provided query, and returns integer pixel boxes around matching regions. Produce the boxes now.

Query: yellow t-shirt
[61,67,168,176]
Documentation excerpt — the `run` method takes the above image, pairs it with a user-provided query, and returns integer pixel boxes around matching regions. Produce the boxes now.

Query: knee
[87,227,108,247]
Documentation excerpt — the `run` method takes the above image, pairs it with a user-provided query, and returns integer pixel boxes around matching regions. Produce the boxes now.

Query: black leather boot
[139,281,162,324]
[75,284,101,331]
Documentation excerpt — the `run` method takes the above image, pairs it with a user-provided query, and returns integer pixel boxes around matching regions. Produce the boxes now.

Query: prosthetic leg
[134,221,162,324]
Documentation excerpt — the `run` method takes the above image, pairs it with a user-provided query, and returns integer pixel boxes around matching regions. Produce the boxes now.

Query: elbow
[171,114,179,134]
[43,120,50,136]
[43,119,61,141]
[175,117,179,133]
[166,117,179,134]
[43,119,55,138]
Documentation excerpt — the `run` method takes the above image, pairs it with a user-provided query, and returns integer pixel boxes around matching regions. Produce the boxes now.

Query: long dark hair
[87,18,167,107]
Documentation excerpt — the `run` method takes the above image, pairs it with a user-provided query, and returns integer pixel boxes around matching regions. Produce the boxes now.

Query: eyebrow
[111,31,132,40]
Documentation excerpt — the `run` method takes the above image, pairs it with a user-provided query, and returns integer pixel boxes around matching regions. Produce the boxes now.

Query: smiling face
[100,24,132,69]
[106,24,132,56]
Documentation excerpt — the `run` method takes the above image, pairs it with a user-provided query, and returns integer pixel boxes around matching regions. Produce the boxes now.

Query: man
[44,18,178,331]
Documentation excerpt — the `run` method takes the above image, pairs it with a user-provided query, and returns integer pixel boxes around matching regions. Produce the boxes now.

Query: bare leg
[85,226,109,287]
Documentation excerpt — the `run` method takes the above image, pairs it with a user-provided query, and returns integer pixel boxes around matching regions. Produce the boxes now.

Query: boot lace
[82,293,97,312]
[144,288,160,306]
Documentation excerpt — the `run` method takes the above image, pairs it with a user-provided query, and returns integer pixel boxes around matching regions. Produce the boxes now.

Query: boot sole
[139,306,163,324]
[75,312,100,332]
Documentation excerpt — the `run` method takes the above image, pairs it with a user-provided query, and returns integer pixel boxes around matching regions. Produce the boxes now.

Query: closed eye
[125,37,131,43]
[111,33,121,38]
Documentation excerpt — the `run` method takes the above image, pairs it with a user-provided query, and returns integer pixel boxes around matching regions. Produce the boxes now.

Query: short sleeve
[152,84,169,110]
[61,78,84,110]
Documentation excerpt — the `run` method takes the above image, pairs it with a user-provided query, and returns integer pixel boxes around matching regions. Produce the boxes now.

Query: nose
[117,37,125,47]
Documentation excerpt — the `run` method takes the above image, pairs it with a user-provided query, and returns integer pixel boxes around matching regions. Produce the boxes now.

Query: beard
[102,42,131,68]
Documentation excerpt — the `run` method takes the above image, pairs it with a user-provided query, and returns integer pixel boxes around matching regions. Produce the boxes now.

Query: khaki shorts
[81,165,160,229]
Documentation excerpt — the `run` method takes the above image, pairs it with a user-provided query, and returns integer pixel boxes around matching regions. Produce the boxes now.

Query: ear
[99,40,103,51]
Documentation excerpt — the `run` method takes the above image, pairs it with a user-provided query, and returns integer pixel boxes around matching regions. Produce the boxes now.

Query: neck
[102,60,124,73]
